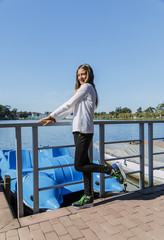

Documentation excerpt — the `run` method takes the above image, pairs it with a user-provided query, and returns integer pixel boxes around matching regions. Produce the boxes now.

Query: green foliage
[19,111,29,119]
[0,104,30,120]
[94,102,164,120]
[0,105,12,119]
[1,102,164,121]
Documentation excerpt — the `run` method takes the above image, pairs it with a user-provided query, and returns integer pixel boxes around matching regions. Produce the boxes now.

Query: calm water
[1,120,164,161]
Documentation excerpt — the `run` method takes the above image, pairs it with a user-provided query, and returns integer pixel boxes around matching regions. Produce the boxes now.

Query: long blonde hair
[75,64,98,107]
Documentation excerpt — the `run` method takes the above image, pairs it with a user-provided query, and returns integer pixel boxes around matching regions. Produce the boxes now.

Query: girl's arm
[50,83,89,121]
[37,83,89,125]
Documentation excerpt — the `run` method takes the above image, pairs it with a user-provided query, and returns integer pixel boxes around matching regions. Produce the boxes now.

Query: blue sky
[0,0,164,114]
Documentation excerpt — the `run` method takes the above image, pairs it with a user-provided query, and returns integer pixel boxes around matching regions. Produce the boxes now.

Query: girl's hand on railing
[37,115,56,126]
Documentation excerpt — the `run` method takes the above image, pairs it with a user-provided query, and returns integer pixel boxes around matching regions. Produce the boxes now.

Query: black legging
[73,132,113,196]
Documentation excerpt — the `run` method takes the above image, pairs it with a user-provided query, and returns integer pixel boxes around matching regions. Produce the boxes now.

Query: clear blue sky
[0,0,164,114]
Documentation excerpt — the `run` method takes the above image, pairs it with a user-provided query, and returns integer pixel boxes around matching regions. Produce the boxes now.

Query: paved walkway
[0,184,164,240]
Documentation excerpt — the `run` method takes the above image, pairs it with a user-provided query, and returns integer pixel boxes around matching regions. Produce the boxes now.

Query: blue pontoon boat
[0,148,123,210]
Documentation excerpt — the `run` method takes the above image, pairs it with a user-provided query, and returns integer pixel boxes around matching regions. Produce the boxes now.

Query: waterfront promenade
[0,184,164,240]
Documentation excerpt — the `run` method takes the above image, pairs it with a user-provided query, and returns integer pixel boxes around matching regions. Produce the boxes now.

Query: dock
[0,184,164,240]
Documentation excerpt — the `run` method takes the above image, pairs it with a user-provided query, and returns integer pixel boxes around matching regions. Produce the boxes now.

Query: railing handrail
[1,119,164,128]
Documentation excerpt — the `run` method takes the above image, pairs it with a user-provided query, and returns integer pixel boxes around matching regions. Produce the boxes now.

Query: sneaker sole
[116,162,126,183]
[72,203,94,210]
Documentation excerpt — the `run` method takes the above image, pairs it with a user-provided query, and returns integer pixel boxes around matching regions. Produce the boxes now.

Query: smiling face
[77,68,87,85]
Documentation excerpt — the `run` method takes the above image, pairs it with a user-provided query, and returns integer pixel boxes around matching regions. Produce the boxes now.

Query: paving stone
[131,227,153,240]
[66,225,83,239]
[103,214,122,226]
[148,228,164,240]
[31,229,46,240]
[107,233,127,240]
[71,218,88,230]
[96,231,111,240]
[0,192,10,210]
[100,221,120,235]
[19,208,70,227]
[29,224,40,231]
[80,228,99,240]
[6,230,18,238]
[77,212,92,222]
[40,221,54,233]
[52,223,68,236]
[59,234,73,240]
[44,231,59,240]
[69,214,80,221]
[128,236,141,240]
[116,224,136,238]
[0,219,20,233]
[86,219,103,233]
[49,218,59,225]
[89,212,106,224]
[0,233,5,240]
[6,236,19,240]
[59,216,74,227]
[0,209,14,230]
[18,227,32,239]
[66,206,78,215]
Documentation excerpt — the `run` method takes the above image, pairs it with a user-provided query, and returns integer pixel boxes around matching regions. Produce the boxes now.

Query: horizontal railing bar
[0,121,72,128]
[104,170,141,179]
[94,120,164,125]
[39,180,84,191]
[104,154,141,161]
[124,170,141,175]
[105,139,140,145]
[153,152,164,156]
[1,120,164,128]
[153,138,164,140]
[39,163,74,171]
[38,144,75,150]
[153,166,164,170]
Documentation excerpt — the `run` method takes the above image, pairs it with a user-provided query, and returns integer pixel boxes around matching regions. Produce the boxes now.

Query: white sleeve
[50,84,89,121]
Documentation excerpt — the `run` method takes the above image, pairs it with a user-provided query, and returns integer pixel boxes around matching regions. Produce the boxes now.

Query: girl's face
[77,68,87,85]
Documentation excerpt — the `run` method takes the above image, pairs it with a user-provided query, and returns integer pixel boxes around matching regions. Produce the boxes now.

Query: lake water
[1,120,164,162]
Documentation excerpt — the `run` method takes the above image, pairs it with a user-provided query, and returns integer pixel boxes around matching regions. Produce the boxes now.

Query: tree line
[1,103,164,120]
[0,105,34,120]
[94,103,164,119]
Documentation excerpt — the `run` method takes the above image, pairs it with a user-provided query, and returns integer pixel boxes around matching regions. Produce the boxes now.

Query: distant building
[28,112,40,119]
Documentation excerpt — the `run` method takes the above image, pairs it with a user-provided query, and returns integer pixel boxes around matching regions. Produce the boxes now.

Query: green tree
[122,107,132,113]
[19,111,29,119]
[11,108,17,120]
[115,107,122,115]
[156,103,164,112]
[136,107,142,113]
[144,107,156,113]
[0,105,11,119]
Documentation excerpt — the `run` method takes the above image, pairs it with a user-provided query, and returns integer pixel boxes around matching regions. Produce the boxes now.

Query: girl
[37,64,126,209]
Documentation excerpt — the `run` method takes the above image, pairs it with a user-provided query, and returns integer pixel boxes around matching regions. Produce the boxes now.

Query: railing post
[15,127,24,218]
[148,122,153,187]
[99,123,105,197]
[32,126,39,214]
[139,123,145,189]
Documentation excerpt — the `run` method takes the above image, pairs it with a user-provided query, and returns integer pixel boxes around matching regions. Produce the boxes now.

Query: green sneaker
[72,195,94,210]
[111,162,126,184]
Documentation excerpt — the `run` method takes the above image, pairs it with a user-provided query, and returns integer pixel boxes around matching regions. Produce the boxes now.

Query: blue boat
[0,148,123,211]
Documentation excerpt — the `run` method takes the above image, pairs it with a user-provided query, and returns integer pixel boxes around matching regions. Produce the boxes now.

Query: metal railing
[0,120,164,218]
